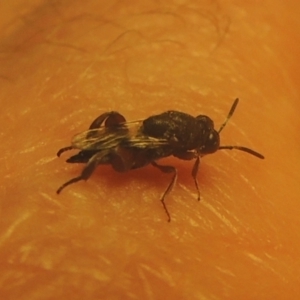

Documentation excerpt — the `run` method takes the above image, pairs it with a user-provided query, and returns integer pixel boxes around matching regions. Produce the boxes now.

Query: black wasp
[57,98,264,222]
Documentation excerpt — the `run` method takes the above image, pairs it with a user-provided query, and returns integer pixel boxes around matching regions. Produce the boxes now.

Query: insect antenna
[218,98,265,159]
[218,98,239,134]
[218,145,264,159]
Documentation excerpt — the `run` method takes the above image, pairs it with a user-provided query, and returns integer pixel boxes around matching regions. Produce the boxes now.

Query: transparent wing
[71,120,169,150]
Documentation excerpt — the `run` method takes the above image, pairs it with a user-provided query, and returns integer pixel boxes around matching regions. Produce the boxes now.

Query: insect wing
[71,128,119,150]
[71,120,169,150]
[71,121,137,150]
[124,135,169,149]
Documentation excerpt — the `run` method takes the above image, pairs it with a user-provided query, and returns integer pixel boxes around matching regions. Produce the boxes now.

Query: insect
[57,98,264,221]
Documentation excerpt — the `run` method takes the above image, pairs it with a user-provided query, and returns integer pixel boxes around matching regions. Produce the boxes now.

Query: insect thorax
[142,111,218,151]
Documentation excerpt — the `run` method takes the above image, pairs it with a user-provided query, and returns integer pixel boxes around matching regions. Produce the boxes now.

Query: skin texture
[1,0,300,299]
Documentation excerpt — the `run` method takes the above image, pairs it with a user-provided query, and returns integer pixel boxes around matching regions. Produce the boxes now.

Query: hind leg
[56,150,110,194]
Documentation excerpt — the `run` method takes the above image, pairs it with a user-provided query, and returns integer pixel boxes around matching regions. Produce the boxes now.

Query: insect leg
[191,156,201,201]
[57,146,74,157]
[152,161,177,222]
[89,111,126,130]
[57,150,110,194]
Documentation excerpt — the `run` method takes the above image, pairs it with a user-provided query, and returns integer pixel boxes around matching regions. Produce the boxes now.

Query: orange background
[0,0,299,299]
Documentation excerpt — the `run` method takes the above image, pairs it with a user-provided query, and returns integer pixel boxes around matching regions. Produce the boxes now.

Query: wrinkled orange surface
[1,1,300,299]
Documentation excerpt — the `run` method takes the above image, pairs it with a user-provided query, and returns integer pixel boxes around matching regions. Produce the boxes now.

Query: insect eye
[200,130,220,155]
